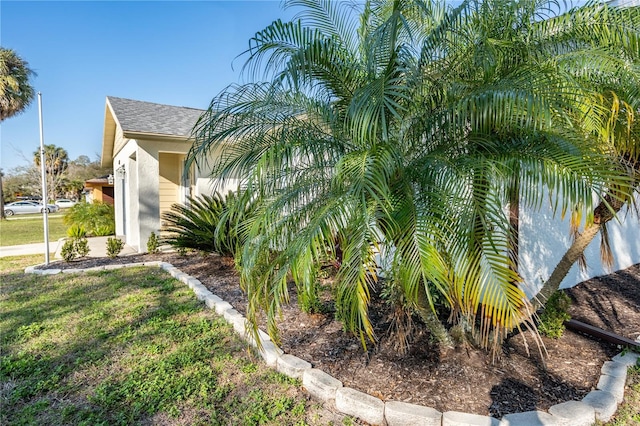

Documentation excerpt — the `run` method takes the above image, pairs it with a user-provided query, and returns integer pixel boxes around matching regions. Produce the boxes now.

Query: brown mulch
[39,254,640,419]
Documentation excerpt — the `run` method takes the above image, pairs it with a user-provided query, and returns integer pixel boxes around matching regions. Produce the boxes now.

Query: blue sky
[1,1,294,172]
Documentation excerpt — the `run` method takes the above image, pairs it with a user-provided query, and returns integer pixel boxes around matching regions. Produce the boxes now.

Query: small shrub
[213,190,258,257]
[147,232,160,254]
[538,291,571,338]
[295,264,323,314]
[75,238,90,258]
[60,236,90,262]
[61,240,77,262]
[106,237,124,259]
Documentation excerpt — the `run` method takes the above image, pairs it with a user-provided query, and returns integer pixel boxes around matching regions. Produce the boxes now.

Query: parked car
[55,199,77,209]
[3,201,59,216]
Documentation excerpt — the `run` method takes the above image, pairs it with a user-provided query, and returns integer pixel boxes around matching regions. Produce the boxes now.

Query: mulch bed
[38,253,640,418]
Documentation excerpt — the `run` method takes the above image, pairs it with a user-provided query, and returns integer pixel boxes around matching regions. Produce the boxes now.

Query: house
[84,175,114,205]
[101,96,639,292]
[101,96,237,252]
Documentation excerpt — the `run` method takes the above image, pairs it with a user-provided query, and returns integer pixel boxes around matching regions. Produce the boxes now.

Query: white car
[3,201,59,216]
[55,199,77,209]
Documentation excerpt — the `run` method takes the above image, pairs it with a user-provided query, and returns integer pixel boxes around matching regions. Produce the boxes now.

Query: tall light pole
[38,92,50,265]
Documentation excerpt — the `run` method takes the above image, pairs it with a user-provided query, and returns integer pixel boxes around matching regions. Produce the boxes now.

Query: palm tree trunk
[508,171,520,277]
[535,223,602,306]
[415,290,453,348]
[534,192,629,309]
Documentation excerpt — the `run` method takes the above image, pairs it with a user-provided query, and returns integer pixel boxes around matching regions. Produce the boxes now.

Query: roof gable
[101,96,206,167]
[106,96,205,138]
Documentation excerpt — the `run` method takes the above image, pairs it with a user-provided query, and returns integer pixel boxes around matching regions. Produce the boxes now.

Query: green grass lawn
[0,214,67,246]
[0,258,343,425]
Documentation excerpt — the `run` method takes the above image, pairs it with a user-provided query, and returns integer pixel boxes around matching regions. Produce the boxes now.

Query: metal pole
[38,92,50,265]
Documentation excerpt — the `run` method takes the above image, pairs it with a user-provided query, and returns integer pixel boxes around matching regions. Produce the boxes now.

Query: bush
[147,231,160,254]
[61,240,77,262]
[60,236,90,262]
[538,291,571,338]
[106,237,124,259]
[161,191,256,257]
[64,202,115,237]
[75,238,90,257]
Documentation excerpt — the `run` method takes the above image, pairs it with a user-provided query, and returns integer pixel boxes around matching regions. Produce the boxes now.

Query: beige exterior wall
[158,152,184,218]
[114,126,128,158]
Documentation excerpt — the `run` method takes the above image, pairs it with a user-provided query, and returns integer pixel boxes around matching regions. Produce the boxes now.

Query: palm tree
[0,48,36,219]
[0,48,36,122]
[189,0,639,352]
[33,144,69,201]
[426,0,640,313]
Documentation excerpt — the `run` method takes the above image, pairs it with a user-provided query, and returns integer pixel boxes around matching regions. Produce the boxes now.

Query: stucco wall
[113,141,135,239]
[135,146,159,251]
[519,193,640,295]
[113,139,193,252]
[112,139,160,251]
[105,101,241,253]
[126,154,139,245]
[195,177,241,198]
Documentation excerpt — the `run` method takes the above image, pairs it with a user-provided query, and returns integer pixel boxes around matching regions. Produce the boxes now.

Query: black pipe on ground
[565,319,640,349]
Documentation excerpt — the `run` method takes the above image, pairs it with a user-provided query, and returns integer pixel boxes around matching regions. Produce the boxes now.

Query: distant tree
[0,48,36,122]
[62,155,111,199]
[73,155,91,167]
[2,165,43,202]
[2,154,109,204]
[33,144,69,200]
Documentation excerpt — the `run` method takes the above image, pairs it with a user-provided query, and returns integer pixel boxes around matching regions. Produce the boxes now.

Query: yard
[1,255,639,424]
[0,214,67,246]
[0,256,348,425]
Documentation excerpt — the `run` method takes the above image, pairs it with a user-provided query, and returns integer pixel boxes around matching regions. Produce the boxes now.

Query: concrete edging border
[25,261,640,426]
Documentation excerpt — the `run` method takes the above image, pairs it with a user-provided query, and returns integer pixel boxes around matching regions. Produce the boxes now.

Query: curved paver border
[25,261,640,426]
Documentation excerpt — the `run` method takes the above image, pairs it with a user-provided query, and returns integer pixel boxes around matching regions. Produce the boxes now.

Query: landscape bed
[36,252,640,419]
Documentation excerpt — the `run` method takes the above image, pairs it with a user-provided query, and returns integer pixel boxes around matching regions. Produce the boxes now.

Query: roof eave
[122,131,194,143]
[101,99,118,168]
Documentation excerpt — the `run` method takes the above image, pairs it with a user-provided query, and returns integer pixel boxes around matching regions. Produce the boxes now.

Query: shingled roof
[101,96,208,167]
[106,96,205,138]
